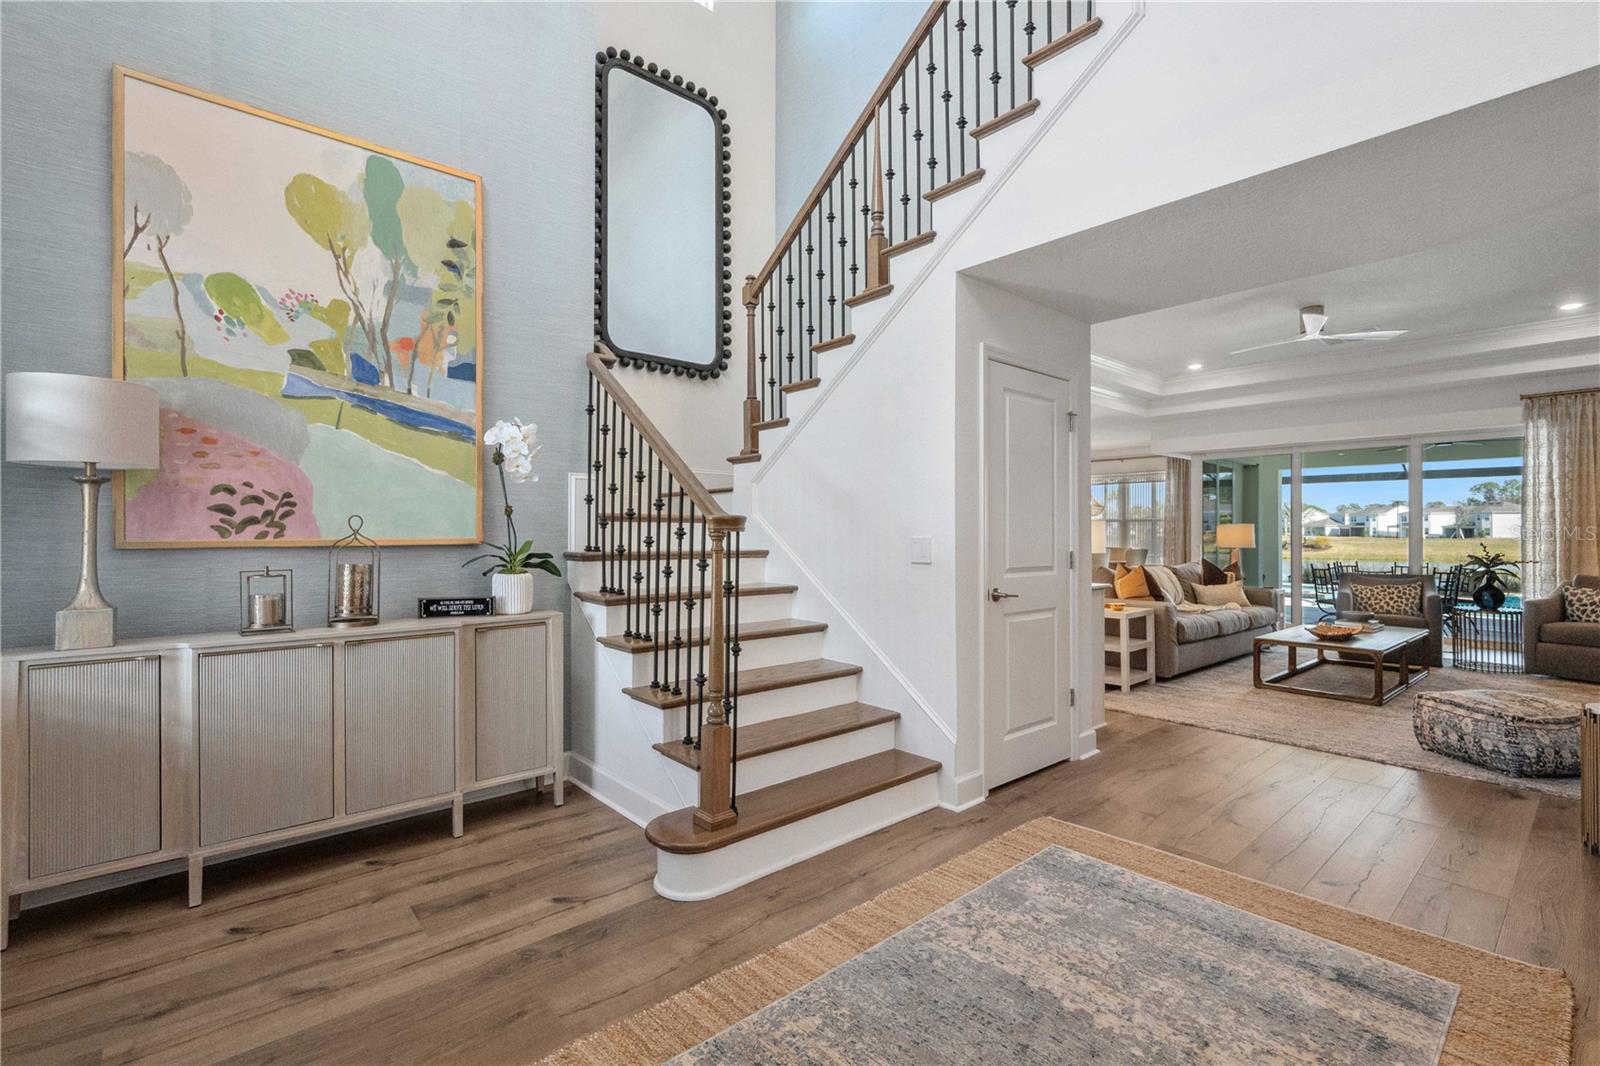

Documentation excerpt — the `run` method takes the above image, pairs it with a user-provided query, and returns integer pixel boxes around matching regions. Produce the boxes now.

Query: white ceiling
[965,67,1600,397]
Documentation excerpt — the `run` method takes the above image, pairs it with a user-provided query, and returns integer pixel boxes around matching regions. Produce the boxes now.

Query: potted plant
[1463,542,1520,611]
[464,419,559,614]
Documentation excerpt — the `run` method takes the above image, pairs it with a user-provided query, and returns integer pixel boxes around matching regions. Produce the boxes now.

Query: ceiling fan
[1228,305,1408,355]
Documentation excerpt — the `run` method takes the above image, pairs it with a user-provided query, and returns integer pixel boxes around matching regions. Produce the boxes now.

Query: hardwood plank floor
[2,710,1594,1065]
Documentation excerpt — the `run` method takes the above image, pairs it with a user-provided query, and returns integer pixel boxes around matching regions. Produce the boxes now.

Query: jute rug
[541,818,1573,1066]
[1105,655,1593,798]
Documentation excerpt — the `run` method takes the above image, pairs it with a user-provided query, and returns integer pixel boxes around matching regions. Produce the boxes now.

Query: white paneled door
[983,358,1076,787]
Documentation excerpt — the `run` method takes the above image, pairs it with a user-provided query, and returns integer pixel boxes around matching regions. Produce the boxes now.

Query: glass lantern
[239,566,294,635]
[327,515,381,628]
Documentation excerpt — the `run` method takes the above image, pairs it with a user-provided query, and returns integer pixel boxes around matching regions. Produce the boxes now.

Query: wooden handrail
[744,0,948,299]
[589,344,744,531]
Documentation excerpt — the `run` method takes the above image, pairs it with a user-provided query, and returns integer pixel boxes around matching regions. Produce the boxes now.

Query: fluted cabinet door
[474,623,549,782]
[27,658,162,878]
[198,646,334,847]
[344,634,455,814]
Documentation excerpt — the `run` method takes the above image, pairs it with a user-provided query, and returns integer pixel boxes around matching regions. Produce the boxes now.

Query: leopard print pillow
[1352,581,1422,616]
[1564,585,1600,623]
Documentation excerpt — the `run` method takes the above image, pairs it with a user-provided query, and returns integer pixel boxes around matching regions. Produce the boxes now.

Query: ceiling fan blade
[1321,329,1408,342]
[1227,334,1323,356]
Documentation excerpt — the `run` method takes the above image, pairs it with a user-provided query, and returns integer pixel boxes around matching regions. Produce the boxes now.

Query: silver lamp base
[55,462,117,652]
[57,605,115,651]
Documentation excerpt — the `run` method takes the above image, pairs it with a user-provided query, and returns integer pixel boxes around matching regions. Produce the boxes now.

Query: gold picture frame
[113,66,484,548]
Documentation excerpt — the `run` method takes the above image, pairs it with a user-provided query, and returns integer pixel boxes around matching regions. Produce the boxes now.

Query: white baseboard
[942,768,989,811]
[565,751,671,829]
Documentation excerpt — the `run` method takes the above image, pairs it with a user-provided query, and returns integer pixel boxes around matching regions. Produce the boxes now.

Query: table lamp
[1216,522,1256,580]
[5,373,159,650]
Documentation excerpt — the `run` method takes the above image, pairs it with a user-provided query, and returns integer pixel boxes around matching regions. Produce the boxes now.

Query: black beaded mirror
[595,48,732,379]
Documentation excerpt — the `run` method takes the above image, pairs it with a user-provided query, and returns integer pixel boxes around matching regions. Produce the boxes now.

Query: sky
[1297,466,1522,513]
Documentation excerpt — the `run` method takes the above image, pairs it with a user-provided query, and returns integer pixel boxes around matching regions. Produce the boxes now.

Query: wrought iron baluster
[899,70,911,238]
[624,421,638,639]
[584,375,598,552]
[802,216,814,367]
[971,0,984,167]
[1007,0,1018,110]
[884,97,896,247]
[728,529,742,812]
[826,181,839,349]
[912,44,924,235]
[695,516,709,746]
[939,18,951,189]
[990,0,1002,119]
[1024,0,1036,99]
[957,2,969,174]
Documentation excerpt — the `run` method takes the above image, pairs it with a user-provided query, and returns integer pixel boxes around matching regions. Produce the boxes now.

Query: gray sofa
[1524,574,1600,682]
[1335,572,1444,667]
[1106,561,1281,679]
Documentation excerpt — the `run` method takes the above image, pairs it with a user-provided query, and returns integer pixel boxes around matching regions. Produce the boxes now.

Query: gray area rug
[672,846,1459,1065]
[1106,654,1592,798]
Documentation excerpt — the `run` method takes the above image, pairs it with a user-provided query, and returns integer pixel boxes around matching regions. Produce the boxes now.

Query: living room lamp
[1216,522,1256,578]
[5,373,159,650]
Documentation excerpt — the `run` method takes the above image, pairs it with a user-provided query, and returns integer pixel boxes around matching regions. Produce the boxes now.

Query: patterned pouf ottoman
[1412,690,1581,777]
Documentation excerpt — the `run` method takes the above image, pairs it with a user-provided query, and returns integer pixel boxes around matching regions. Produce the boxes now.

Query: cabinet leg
[451,794,464,838]
[187,856,203,908]
[7,893,19,919]
[553,772,564,807]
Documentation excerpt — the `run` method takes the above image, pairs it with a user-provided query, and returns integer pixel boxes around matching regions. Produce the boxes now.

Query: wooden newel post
[866,115,890,291]
[741,275,760,457]
[695,525,737,830]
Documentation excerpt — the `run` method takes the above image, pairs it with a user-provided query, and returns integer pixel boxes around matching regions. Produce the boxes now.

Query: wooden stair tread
[599,617,826,654]
[887,230,935,257]
[574,581,797,607]
[645,750,940,854]
[971,98,1039,140]
[924,168,984,203]
[662,486,733,497]
[754,417,790,432]
[728,452,761,465]
[843,284,893,308]
[780,377,821,394]
[623,657,862,709]
[811,333,854,354]
[564,548,768,561]
[653,702,900,769]
[1023,17,1102,68]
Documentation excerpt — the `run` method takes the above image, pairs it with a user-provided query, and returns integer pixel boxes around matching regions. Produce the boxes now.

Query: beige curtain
[1163,456,1191,565]
[1522,388,1600,596]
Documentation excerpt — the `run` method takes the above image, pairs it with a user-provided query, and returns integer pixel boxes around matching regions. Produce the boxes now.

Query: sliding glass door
[1198,434,1524,624]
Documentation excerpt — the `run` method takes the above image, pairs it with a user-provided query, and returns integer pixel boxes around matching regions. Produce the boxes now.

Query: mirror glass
[601,62,720,373]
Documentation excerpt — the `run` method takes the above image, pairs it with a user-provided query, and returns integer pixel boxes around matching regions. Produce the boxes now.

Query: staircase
[569,0,1107,899]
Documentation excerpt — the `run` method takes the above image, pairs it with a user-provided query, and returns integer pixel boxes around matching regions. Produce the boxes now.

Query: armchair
[1524,575,1600,682]
[1336,572,1443,667]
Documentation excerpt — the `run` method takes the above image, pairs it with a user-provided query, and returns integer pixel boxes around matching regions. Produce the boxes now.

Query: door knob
[989,587,1019,602]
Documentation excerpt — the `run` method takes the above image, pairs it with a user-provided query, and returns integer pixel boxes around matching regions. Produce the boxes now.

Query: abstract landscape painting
[114,69,482,546]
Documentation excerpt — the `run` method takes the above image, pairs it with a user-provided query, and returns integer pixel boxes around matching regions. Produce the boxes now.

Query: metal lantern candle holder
[239,566,294,635]
[327,515,381,628]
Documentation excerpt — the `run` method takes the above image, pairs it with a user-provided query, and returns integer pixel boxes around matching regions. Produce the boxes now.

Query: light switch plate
[910,536,933,565]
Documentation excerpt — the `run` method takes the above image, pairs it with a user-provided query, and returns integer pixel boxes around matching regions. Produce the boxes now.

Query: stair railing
[738,0,1101,456]
[587,344,745,827]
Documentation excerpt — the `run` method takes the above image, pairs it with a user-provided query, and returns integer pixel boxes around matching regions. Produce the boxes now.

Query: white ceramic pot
[491,571,535,615]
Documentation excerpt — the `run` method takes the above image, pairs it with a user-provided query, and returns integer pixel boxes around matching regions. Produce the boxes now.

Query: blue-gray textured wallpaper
[1,2,596,652]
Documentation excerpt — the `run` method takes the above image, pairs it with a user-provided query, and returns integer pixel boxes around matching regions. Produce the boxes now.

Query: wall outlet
[910,536,933,565]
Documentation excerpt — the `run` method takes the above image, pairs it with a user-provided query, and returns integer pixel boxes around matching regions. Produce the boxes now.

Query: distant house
[1366,503,1409,537]
[1460,503,1522,539]
[1302,506,1348,537]
[1421,507,1459,536]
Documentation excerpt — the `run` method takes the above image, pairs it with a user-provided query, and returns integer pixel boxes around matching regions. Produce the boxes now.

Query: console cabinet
[1,612,562,948]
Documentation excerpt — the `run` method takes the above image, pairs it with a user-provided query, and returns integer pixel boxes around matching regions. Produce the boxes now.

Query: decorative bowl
[1308,622,1363,641]
[1107,603,1126,613]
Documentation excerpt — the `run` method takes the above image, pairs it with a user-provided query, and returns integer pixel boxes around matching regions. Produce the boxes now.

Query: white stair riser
[567,556,768,594]
[612,630,826,687]
[652,773,940,900]
[659,720,898,796]
[591,591,795,634]
[652,674,861,742]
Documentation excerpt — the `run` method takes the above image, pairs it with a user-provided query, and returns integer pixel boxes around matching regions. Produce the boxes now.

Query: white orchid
[484,418,540,483]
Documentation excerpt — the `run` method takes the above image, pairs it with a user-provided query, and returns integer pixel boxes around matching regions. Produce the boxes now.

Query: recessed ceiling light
[1187,362,1203,371]
[1558,301,1585,311]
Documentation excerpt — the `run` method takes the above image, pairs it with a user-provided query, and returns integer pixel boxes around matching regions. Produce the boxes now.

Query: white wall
[595,0,777,471]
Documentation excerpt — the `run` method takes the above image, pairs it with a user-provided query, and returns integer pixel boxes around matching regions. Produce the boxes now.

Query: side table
[1105,606,1155,693]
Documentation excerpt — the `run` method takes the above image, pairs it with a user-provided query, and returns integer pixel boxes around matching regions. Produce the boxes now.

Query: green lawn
[1299,536,1520,566]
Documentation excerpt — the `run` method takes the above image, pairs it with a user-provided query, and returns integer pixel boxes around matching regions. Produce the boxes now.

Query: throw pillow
[1191,581,1251,608]
[1352,581,1422,617]
[1199,558,1235,586]
[1144,564,1186,604]
[1113,564,1156,601]
[1564,584,1600,623]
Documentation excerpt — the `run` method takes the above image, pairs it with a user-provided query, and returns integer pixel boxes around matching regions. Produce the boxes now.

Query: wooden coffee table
[1253,625,1431,706]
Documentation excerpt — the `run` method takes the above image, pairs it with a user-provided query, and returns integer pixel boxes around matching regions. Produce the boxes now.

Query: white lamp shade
[1216,523,1256,550]
[1090,518,1107,554]
[5,373,159,469]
